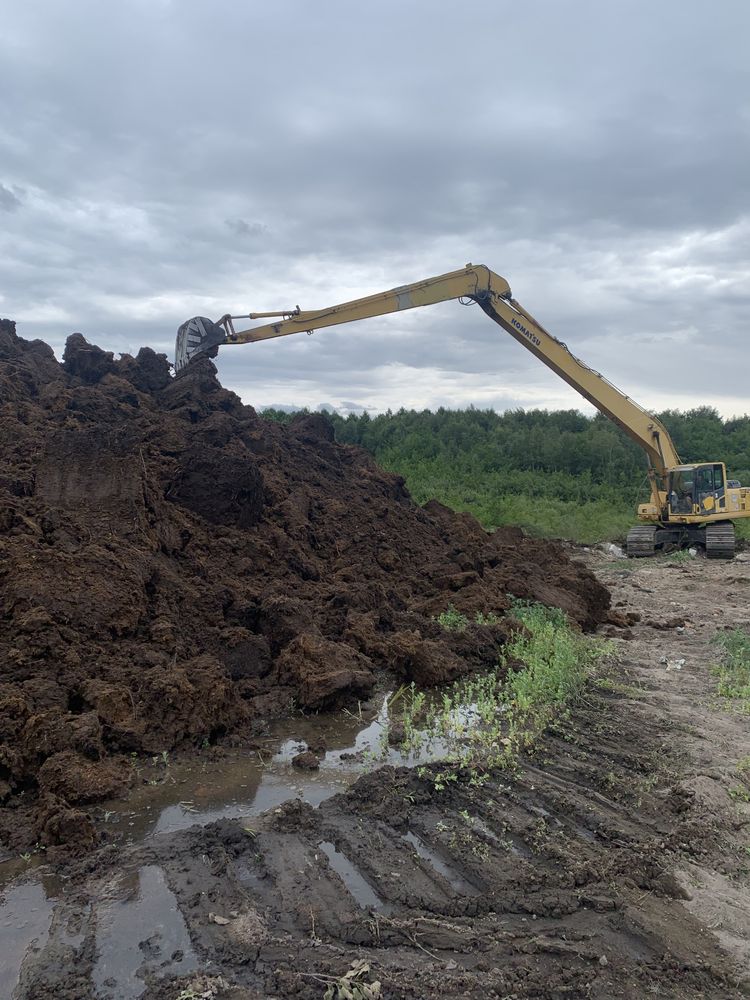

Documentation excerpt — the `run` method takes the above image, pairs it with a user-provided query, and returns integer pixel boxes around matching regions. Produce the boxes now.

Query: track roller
[705,522,735,560]
[626,525,658,558]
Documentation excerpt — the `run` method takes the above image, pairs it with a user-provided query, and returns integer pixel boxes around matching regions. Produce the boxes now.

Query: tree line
[262,405,750,542]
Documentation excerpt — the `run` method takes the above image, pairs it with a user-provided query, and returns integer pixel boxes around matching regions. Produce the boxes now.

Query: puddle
[275,694,470,771]
[318,841,392,914]
[402,831,479,894]
[95,690,468,848]
[0,854,69,898]
[148,767,350,837]
[98,699,404,846]
[93,865,196,1000]
[0,881,55,998]
[72,684,509,857]
[0,687,489,991]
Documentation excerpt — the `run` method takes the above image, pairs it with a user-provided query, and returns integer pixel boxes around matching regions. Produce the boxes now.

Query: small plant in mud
[436,605,469,632]
[400,685,427,744]
[595,676,646,699]
[601,770,619,793]
[665,549,695,565]
[528,816,550,852]
[431,768,459,793]
[713,629,750,709]
[450,828,490,861]
[19,842,46,863]
[342,701,366,723]
[303,959,381,999]
[146,749,175,786]
[728,757,750,805]
[441,814,491,861]
[474,611,502,626]
[175,978,231,1000]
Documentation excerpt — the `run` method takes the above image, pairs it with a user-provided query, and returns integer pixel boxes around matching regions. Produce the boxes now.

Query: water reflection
[93,865,195,1000]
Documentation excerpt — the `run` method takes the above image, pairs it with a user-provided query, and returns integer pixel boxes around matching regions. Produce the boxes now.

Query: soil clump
[0,320,608,849]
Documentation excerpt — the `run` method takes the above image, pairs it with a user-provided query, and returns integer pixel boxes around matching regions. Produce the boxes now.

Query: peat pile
[0,320,609,850]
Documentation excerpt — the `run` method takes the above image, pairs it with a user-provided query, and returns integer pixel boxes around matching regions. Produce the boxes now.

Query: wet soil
[0,321,609,852]
[3,553,750,998]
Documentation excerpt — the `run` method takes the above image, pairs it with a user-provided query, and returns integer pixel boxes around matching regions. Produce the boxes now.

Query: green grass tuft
[435,605,469,632]
[714,629,750,709]
[399,601,612,785]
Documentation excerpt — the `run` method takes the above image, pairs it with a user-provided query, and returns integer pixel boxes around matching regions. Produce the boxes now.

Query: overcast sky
[1,0,748,417]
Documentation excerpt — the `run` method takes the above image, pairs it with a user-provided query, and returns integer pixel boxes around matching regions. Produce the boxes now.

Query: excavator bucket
[174,316,227,372]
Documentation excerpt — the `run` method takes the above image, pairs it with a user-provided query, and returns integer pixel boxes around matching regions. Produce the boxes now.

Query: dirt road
[4,551,750,999]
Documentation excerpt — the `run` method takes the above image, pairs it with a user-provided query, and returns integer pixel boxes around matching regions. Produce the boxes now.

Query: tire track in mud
[14,696,744,998]
[8,554,750,999]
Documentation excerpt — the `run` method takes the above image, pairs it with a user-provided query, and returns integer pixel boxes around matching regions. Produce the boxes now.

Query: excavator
[175,264,749,559]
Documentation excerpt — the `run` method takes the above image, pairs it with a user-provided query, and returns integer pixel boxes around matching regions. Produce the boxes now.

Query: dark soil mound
[0,319,608,849]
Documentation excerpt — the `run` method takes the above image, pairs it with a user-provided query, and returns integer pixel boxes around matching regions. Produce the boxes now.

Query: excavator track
[705,522,735,560]
[626,525,658,558]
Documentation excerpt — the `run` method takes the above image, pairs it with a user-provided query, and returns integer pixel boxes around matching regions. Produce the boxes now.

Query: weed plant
[399,600,611,787]
[665,549,695,565]
[714,629,750,709]
[435,607,503,632]
[435,606,469,631]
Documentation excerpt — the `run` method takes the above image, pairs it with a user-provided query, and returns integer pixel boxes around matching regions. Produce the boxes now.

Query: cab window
[713,464,726,496]
[668,470,694,513]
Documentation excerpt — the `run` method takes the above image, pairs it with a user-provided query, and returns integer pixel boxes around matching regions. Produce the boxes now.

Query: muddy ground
[0,322,609,852]
[3,551,750,999]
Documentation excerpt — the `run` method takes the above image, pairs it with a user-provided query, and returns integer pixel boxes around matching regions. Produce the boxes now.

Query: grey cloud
[225,219,267,238]
[0,0,748,419]
[0,184,22,212]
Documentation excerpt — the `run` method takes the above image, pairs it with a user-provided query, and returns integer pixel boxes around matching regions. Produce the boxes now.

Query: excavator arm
[176,264,680,501]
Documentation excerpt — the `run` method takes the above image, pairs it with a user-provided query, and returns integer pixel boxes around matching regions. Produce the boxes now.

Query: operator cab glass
[668,464,726,515]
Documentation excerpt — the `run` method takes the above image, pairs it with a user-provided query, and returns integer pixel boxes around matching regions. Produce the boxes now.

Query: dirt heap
[0,320,609,849]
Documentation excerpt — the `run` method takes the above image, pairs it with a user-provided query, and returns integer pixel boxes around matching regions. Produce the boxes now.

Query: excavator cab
[667,464,727,516]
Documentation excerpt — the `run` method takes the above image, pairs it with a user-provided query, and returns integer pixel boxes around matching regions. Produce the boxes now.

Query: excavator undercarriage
[626,521,737,559]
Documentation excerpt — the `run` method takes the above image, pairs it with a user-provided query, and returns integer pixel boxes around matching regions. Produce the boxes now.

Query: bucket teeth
[175,317,226,372]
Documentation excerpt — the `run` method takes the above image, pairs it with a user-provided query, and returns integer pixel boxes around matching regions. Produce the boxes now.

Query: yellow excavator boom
[175,264,749,558]
[178,265,680,478]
